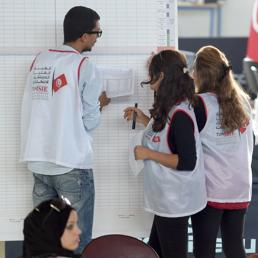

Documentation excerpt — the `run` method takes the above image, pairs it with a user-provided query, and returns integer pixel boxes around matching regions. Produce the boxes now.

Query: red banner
[247,0,258,62]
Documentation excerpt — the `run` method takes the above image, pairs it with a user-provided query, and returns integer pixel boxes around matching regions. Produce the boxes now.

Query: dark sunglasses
[86,30,102,38]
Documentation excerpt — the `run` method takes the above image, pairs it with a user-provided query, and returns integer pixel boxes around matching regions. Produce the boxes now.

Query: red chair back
[82,234,159,258]
[248,255,258,258]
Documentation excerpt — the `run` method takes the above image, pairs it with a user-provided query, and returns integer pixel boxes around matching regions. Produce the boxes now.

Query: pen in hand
[132,103,138,129]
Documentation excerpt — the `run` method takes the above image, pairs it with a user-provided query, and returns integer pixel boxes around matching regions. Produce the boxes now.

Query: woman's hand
[135,145,179,169]
[123,106,150,127]
[134,145,151,160]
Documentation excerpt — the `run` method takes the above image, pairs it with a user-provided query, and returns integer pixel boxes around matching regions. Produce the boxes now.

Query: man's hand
[99,91,111,111]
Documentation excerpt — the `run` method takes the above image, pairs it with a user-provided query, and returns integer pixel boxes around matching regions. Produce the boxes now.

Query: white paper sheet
[97,67,134,98]
[129,131,145,176]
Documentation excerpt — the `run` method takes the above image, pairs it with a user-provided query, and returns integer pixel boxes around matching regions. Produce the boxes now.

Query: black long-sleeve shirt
[167,98,207,171]
[167,111,197,171]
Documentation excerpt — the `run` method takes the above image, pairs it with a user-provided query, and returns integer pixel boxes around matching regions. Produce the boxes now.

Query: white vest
[142,102,207,217]
[20,49,93,169]
[198,93,253,202]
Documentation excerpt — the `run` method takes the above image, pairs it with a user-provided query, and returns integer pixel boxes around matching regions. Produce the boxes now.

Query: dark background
[179,37,248,73]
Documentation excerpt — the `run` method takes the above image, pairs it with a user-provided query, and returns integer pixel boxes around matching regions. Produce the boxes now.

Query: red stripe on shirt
[29,52,41,71]
[78,57,87,82]
[48,49,79,54]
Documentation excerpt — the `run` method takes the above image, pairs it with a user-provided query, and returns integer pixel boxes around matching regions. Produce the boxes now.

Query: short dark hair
[63,6,100,43]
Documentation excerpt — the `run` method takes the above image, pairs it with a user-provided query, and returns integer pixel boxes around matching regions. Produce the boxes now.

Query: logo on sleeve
[152,136,160,142]
[52,74,67,93]
[239,120,249,134]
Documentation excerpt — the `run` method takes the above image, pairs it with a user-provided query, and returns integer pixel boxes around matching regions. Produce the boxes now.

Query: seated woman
[23,198,82,258]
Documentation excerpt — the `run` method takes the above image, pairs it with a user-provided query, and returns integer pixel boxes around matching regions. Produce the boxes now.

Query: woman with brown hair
[191,45,254,258]
[124,50,206,258]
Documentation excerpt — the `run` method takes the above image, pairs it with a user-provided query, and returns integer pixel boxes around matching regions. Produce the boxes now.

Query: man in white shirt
[20,6,110,253]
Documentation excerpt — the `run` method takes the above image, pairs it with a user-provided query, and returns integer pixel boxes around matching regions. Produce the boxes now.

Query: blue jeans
[32,169,95,254]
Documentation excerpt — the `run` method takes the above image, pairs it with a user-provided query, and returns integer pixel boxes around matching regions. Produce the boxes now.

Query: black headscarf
[23,198,81,258]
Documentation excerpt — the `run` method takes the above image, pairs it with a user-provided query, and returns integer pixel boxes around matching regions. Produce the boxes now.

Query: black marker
[132,103,138,129]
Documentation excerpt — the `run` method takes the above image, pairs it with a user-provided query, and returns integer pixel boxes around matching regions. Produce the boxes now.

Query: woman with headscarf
[23,198,82,258]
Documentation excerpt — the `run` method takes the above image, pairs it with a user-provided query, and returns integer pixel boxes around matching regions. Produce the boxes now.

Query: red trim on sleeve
[77,57,87,82]
[167,109,195,153]
[208,201,250,210]
[29,52,41,71]
[48,49,79,54]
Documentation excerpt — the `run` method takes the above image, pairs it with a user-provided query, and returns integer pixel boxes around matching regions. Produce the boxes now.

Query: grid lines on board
[0,0,177,239]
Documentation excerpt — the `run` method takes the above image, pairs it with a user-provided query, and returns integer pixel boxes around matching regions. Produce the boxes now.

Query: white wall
[178,0,254,37]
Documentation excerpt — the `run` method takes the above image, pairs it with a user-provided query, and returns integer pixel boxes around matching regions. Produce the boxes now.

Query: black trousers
[191,205,247,258]
[148,215,190,258]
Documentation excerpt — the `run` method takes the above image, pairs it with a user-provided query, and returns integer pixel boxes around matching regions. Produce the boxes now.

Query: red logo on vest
[239,120,249,134]
[152,136,160,142]
[52,74,67,93]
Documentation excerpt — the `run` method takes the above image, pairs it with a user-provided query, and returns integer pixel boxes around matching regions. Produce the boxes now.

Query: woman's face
[150,73,163,91]
[61,210,81,251]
